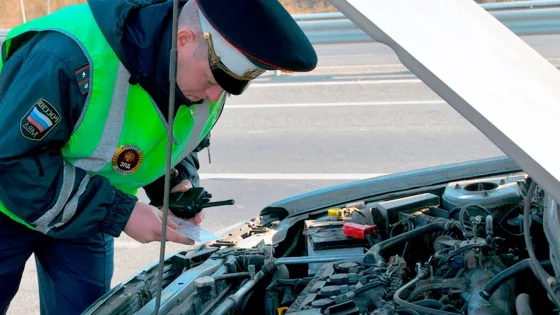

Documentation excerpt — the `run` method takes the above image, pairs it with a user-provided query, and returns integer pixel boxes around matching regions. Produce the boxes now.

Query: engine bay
[86,172,559,315]
[261,174,545,315]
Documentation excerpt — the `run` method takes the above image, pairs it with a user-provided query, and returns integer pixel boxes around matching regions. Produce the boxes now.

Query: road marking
[251,78,422,87]
[253,59,560,87]
[319,53,381,59]
[312,63,404,69]
[226,100,446,109]
[199,173,388,180]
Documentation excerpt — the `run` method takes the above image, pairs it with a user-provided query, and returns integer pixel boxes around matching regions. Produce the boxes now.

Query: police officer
[0,0,317,313]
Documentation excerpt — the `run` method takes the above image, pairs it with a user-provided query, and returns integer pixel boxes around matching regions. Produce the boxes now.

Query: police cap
[194,0,318,95]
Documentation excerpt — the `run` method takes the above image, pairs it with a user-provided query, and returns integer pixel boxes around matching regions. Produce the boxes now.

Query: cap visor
[211,67,250,96]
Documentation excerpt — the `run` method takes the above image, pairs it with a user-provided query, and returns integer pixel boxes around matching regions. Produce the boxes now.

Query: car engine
[86,173,558,315]
[257,175,544,315]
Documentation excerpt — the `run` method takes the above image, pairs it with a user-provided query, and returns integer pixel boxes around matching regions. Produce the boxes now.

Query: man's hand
[170,179,204,226]
[171,179,193,193]
[123,202,195,245]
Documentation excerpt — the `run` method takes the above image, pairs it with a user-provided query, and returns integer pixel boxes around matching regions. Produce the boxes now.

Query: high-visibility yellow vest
[0,4,225,230]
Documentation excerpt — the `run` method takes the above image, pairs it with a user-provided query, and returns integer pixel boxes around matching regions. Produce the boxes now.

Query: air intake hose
[364,220,454,266]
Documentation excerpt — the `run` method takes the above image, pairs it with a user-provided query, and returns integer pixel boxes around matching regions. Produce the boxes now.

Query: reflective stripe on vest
[72,61,214,174]
[181,100,211,160]
[32,161,91,233]
[73,62,130,172]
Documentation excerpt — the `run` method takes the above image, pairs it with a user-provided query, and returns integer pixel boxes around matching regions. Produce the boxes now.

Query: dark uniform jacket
[0,0,209,239]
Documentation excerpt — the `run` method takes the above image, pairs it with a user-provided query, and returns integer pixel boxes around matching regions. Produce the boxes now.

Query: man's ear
[178,29,197,48]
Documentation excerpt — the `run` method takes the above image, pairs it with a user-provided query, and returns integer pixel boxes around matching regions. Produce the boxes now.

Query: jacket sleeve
[0,34,137,239]
[143,134,210,207]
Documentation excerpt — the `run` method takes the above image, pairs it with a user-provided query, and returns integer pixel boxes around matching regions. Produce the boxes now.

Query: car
[82,0,560,314]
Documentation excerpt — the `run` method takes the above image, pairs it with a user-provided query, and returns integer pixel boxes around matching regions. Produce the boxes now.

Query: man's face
[176,29,225,103]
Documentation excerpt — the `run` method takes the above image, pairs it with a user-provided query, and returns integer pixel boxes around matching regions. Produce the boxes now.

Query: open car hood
[328,0,560,203]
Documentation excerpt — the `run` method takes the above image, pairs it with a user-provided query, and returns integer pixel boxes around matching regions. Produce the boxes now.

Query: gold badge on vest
[112,145,143,175]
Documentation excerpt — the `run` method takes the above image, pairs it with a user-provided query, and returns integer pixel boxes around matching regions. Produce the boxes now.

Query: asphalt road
[8,34,560,315]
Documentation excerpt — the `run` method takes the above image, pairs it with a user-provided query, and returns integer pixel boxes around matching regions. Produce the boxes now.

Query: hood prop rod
[154,0,180,313]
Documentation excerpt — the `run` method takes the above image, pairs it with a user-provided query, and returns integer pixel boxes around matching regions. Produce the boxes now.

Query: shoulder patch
[75,64,90,95]
[20,98,62,141]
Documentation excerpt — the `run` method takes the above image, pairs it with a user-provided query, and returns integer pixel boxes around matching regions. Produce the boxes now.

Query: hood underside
[329,0,560,204]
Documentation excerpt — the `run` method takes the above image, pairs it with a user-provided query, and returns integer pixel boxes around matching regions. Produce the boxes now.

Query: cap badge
[112,145,143,175]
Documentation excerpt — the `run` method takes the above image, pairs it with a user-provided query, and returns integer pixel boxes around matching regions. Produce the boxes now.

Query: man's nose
[206,86,225,103]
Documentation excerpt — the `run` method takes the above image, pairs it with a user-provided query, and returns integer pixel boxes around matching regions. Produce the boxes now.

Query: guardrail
[295,1,560,44]
[2,1,560,50]
[292,0,560,22]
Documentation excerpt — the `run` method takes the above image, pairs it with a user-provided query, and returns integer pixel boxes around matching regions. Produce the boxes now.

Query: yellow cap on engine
[328,208,341,216]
